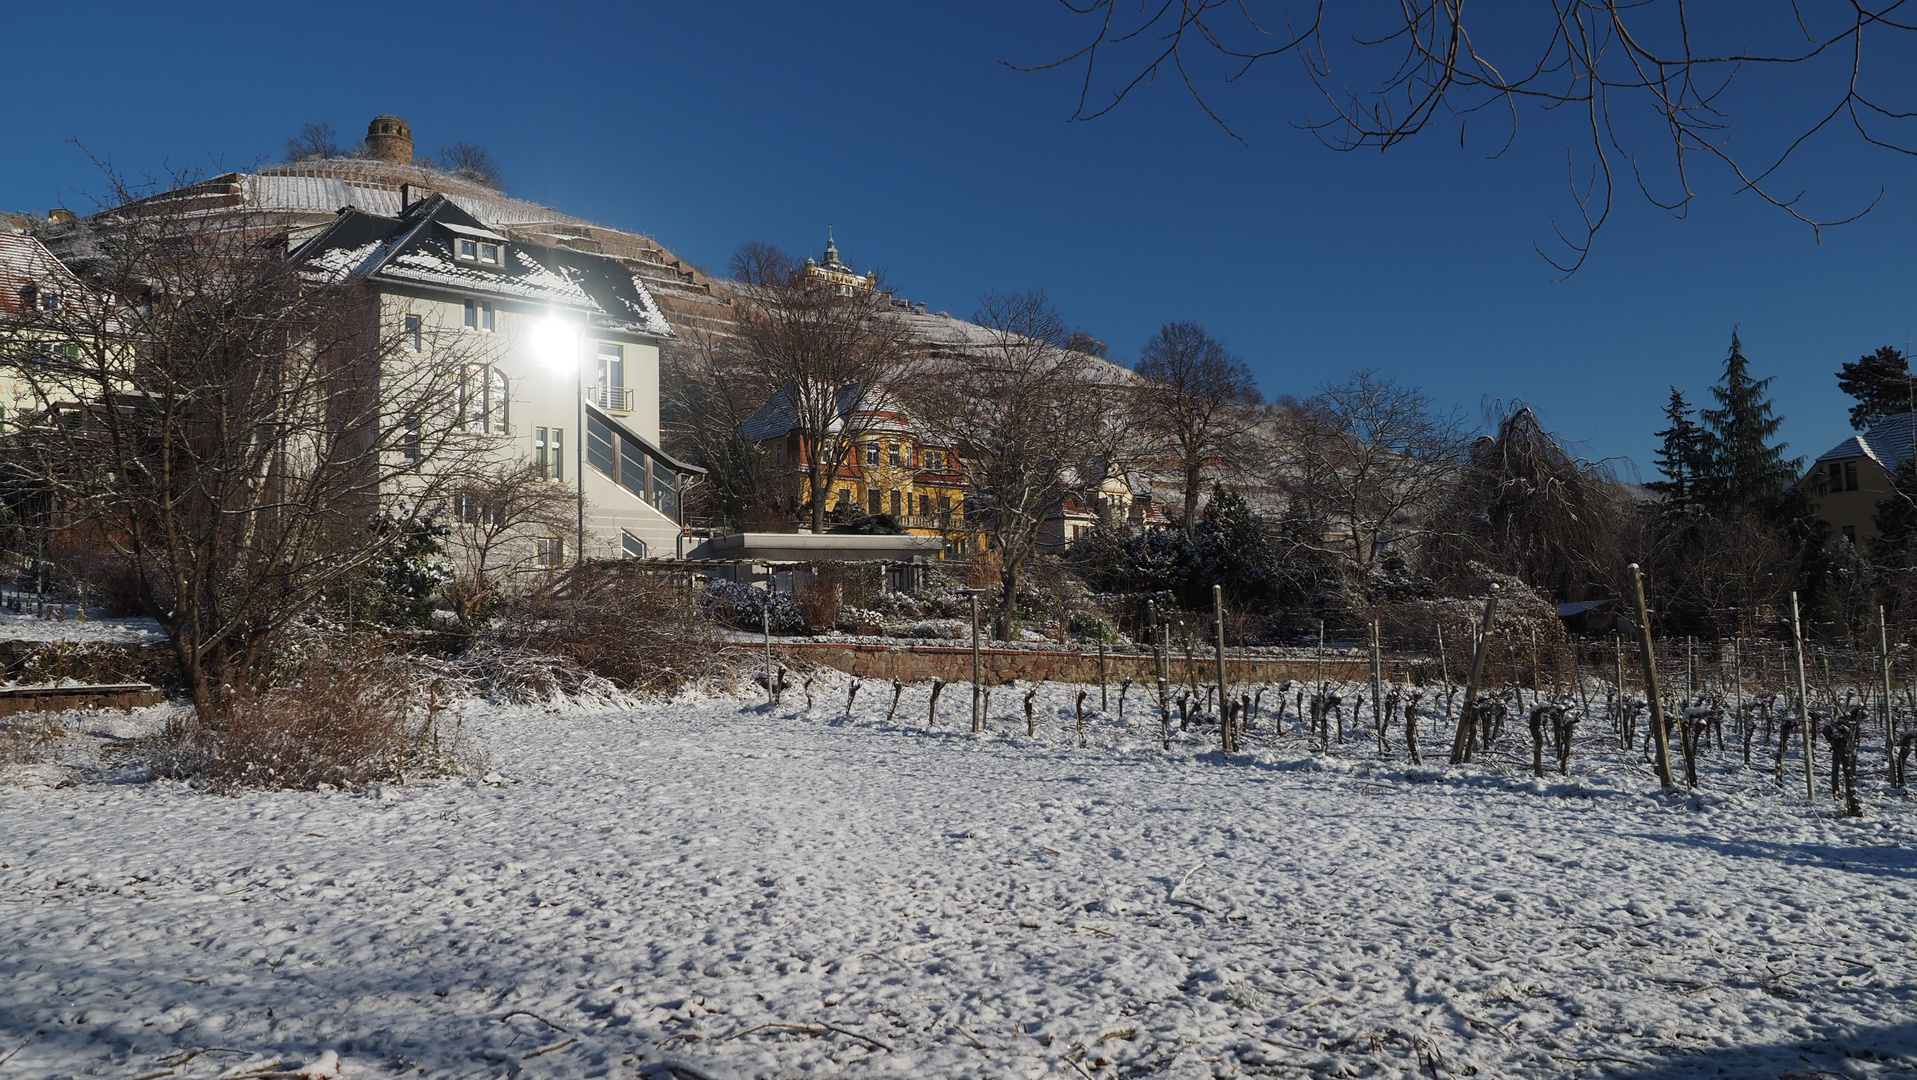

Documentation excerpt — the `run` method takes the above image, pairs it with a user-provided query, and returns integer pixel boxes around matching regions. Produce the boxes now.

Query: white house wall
[379,290,678,557]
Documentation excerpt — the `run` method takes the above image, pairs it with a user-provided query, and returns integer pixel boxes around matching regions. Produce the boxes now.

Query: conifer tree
[1836,345,1914,431]
[1699,331,1802,520]
[1647,387,1705,515]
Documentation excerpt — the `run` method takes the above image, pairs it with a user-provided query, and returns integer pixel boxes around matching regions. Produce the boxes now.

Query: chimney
[364,115,415,163]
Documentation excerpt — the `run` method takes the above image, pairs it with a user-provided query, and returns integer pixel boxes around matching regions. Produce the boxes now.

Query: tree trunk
[995,559,1022,640]
[1183,463,1202,536]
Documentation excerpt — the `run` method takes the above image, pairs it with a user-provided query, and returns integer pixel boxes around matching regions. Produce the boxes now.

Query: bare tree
[436,142,505,191]
[660,333,781,529]
[1424,405,1635,603]
[1131,321,1265,535]
[908,291,1123,638]
[285,122,342,163]
[1019,3,1911,272]
[4,185,492,705]
[1277,370,1468,587]
[442,461,579,628]
[726,242,920,533]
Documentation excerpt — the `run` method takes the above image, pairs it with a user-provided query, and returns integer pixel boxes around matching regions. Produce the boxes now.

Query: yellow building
[746,389,969,543]
[1809,414,1912,545]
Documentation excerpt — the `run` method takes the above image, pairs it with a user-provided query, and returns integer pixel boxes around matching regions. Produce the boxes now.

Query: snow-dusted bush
[702,579,803,634]
[141,634,471,791]
[494,565,738,695]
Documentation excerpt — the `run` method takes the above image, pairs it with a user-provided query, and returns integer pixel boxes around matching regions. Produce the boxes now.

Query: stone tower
[364,115,414,163]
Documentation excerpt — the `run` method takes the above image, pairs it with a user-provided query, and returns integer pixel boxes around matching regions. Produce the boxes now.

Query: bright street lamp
[531,316,578,372]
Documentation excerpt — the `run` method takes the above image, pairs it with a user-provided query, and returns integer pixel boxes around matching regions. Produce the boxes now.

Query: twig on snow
[724,1021,892,1052]
[498,1009,569,1032]
[521,1037,578,1060]
[954,1025,988,1049]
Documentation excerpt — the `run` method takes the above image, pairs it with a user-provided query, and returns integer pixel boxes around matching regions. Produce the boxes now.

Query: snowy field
[3,677,1915,1080]
[0,606,166,646]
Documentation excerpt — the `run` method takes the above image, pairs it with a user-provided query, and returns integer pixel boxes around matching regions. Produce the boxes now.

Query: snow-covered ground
[0,605,166,646]
[3,677,1915,1079]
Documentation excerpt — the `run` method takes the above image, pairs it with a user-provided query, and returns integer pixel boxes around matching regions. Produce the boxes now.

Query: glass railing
[587,412,680,523]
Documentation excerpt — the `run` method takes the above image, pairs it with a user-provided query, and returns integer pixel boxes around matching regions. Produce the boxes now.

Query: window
[401,415,421,471]
[534,426,564,481]
[1842,524,1858,544]
[918,493,930,516]
[536,537,565,568]
[622,531,647,559]
[458,239,478,260]
[597,343,625,388]
[865,442,880,467]
[479,243,500,265]
[403,314,422,352]
[1846,460,1860,491]
[924,450,943,471]
[938,494,951,514]
[480,302,495,332]
[890,490,902,516]
[888,444,901,467]
[463,299,477,329]
[454,495,500,527]
[458,364,509,434]
[867,489,882,515]
[1829,460,1862,492]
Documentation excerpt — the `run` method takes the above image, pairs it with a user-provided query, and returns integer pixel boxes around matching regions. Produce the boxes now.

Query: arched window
[458,364,510,434]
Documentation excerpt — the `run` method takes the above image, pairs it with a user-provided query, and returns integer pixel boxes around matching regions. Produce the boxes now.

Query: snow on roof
[0,233,86,315]
[741,384,906,443]
[439,221,510,243]
[1556,599,1617,617]
[242,172,601,232]
[290,196,673,338]
[1815,412,1917,471]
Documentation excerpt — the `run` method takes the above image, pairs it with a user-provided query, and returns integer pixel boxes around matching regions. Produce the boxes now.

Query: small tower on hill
[364,115,414,163]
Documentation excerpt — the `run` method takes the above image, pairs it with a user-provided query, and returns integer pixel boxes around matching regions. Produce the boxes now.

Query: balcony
[594,384,634,412]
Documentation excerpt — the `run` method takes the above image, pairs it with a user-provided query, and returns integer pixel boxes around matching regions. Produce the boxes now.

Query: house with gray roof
[290,193,702,560]
[1809,412,1916,544]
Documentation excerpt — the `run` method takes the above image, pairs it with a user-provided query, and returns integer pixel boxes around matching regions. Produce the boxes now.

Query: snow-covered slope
[2,681,1914,1079]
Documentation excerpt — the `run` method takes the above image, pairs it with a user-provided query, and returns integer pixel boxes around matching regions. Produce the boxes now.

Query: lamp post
[532,315,584,568]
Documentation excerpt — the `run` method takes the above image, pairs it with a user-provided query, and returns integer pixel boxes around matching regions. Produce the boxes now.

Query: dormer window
[455,238,502,264]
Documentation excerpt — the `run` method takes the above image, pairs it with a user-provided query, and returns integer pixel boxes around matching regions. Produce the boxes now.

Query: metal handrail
[595,384,634,412]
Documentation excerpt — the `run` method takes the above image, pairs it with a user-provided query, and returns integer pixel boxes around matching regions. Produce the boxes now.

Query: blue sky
[5,1,1914,477]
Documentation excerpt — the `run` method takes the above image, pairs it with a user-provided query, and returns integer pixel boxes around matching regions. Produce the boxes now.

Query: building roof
[0,233,86,316]
[289,195,673,338]
[1815,412,1917,472]
[741,384,909,444]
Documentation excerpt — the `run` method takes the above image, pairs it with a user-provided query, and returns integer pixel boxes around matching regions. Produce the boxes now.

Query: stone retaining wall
[780,641,1390,686]
[0,683,167,717]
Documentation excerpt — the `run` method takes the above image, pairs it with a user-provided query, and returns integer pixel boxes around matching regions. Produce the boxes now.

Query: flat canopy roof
[688,532,945,563]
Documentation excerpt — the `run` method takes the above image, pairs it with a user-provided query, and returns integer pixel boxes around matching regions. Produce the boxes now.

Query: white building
[290,193,701,560]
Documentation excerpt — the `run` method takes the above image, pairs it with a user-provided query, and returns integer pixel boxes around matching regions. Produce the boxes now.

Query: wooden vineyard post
[1316,619,1327,705]
[1370,618,1384,755]
[1625,564,1677,789]
[1790,592,1816,801]
[763,596,774,707]
[970,591,983,733]
[1881,605,1896,771]
[1614,633,1626,747]
[1449,585,1500,765]
[1100,638,1109,713]
[1213,585,1233,753]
